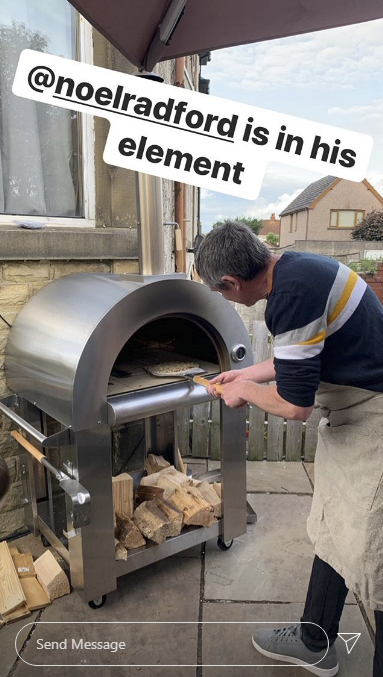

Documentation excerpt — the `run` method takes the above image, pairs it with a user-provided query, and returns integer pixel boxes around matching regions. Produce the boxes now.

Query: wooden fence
[178,321,321,462]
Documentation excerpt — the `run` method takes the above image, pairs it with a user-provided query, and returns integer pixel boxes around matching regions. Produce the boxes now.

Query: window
[0,0,94,222]
[329,210,364,228]
[289,214,293,232]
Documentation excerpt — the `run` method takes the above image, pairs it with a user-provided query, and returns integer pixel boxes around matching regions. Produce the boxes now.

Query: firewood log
[132,501,171,544]
[144,454,171,475]
[115,512,146,550]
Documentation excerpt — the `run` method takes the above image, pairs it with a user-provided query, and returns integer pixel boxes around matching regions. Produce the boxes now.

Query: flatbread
[148,361,199,377]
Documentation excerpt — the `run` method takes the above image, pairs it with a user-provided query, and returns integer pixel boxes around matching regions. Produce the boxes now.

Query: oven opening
[107,316,220,397]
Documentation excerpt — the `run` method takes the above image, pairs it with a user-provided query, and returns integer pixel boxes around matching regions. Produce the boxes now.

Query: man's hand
[207,368,252,397]
[220,380,250,408]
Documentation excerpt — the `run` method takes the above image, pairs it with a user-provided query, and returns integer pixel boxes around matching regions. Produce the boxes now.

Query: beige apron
[307,382,383,611]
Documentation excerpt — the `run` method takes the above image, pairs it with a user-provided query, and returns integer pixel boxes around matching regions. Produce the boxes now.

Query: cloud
[200,188,213,199]
[204,19,383,92]
[328,98,383,119]
[366,173,383,197]
[243,188,304,219]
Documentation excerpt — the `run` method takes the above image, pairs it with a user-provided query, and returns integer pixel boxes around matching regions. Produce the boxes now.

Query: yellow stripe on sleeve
[297,329,326,346]
[327,270,358,326]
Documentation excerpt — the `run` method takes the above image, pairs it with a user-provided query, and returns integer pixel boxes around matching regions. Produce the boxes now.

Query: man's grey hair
[195,220,271,289]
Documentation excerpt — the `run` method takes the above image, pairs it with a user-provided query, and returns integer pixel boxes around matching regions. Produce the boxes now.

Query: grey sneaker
[252,624,339,677]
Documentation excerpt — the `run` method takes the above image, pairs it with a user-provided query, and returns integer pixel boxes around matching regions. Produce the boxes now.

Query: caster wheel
[40,534,50,548]
[217,537,233,551]
[88,595,107,609]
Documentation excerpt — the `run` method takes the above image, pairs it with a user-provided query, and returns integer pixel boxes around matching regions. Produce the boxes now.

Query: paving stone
[11,555,200,677]
[205,494,315,603]
[0,611,39,677]
[202,602,373,676]
[245,461,313,494]
[303,462,315,488]
[362,604,376,633]
[183,457,208,477]
[208,461,313,494]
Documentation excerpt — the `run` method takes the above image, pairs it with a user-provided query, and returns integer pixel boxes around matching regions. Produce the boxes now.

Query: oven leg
[220,401,247,542]
[65,426,117,602]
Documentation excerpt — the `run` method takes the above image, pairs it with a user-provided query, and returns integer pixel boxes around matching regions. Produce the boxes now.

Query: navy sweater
[265,251,383,407]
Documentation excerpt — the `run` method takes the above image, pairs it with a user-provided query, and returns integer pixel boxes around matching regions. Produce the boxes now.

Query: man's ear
[221,275,242,291]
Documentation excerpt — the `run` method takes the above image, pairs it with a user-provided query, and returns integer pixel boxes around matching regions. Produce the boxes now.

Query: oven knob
[231,344,246,362]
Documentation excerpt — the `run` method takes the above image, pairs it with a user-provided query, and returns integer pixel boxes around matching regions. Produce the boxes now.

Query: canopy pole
[143,0,187,71]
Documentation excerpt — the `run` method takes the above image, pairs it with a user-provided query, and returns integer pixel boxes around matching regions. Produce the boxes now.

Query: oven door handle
[0,397,72,447]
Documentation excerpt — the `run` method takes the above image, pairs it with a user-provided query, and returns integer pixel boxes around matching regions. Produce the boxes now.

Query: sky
[200,18,383,232]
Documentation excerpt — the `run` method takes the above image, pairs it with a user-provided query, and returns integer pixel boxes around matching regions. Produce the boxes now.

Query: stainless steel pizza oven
[1,273,252,605]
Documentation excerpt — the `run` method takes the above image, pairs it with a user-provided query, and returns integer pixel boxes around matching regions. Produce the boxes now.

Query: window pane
[0,0,82,216]
[338,210,355,227]
[330,211,337,226]
[356,211,363,223]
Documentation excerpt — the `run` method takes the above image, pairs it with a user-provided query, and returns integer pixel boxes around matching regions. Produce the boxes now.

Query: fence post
[285,420,303,461]
[209,400,221,460]
[178,407,191,456]
[192,402,210,457]
[303,408,321,462]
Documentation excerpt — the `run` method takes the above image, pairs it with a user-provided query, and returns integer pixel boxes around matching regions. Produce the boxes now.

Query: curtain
[0,0,81,217]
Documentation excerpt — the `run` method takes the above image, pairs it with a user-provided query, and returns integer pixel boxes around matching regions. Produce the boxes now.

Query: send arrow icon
[337,633,361,654]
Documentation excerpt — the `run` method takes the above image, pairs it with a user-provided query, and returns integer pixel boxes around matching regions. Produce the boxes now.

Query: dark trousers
[301,555,383,677]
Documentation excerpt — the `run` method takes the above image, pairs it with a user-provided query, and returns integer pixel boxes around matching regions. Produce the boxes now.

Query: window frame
[329,209,365,229]
[0,13,95,229]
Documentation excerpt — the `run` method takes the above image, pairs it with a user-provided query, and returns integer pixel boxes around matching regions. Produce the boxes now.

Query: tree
[351,210,383,241]
[266,232,279,246]
[211,216,263,236]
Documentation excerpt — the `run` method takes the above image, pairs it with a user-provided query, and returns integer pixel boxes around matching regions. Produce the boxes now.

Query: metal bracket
[0,397,72,447]
[43,429,73,448]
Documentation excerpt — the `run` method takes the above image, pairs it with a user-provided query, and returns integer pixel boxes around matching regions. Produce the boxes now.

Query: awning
[67,0,383,71]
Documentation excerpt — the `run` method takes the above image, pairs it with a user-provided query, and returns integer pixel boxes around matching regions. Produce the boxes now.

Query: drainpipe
[174,57,186,272]
[305,208,309,241]
[136,173,164,275]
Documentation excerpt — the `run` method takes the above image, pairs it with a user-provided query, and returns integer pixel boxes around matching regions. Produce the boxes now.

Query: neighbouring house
[279,176,383,248]
[258,213,280,241]
[0,0,202,539]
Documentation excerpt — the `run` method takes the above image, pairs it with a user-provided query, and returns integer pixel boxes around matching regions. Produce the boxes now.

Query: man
[195,221,383,677]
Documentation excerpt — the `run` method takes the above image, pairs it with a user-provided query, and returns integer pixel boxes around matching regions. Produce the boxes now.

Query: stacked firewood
[113,454,222,559]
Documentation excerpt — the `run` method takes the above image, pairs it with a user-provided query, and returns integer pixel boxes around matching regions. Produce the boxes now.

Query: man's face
[210,277,265,306]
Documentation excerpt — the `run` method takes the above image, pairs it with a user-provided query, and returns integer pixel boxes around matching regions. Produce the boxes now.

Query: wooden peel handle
[11,430,45,463]
[193,375,224,394]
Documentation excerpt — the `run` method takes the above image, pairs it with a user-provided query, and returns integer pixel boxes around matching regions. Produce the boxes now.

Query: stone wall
[0,258,139,538]
[292,239,383,263]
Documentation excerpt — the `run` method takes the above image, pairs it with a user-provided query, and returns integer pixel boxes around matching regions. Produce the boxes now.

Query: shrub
[266,232,279,246]
[212,216,263,236]
[351,210,383,241]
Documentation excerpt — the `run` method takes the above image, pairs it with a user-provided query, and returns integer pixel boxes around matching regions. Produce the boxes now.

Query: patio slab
[202,602,374,676]
[208,460,313,494]
[303,462,315,488]
[0,611,39,677]
[8,554,201,677]
[205,494,315,603]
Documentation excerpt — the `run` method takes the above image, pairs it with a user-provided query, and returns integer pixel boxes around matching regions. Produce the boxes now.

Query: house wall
[307,179,382,241]
[0,25,199,538]
[279,210,307,247]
